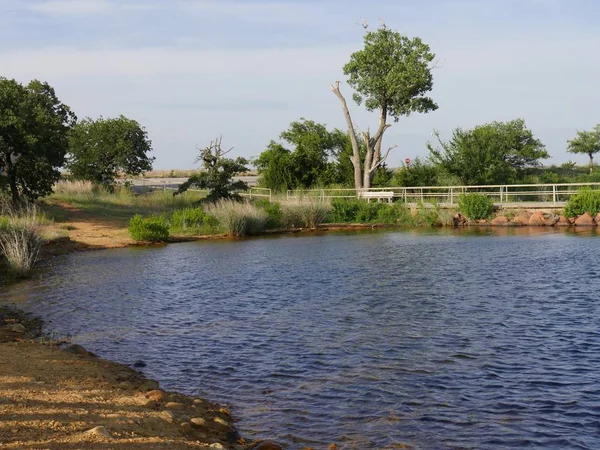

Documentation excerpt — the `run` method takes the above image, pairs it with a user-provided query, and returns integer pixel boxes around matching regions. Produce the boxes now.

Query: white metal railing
[286,183,600,205]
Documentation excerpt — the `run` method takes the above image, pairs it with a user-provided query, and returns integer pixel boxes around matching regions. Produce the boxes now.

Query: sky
[1,0,599,169]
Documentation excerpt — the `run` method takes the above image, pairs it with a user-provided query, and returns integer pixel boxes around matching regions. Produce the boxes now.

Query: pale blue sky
[1,0,599,169]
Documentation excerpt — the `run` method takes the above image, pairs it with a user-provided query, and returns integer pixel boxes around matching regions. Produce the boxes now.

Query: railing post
[553,185,557,204]
[269,189,272,202]
[500,186,503,203]
[450,187,453,205]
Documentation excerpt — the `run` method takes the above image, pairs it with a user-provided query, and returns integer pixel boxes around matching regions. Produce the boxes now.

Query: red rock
[528,211,546,226]
[513,210,531,225]
[574,212,595,226]
[145,390,168,402]
[595,213,600,223]
[555,216,572,227]
[491,216,509,225]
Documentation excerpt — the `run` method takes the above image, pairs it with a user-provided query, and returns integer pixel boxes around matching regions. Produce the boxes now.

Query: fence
[286,183,600,206]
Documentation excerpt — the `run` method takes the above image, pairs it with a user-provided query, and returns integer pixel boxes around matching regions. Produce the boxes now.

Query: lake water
[2,229,600,449]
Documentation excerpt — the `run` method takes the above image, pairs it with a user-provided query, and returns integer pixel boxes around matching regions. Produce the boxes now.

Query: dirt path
[44,201,133,252]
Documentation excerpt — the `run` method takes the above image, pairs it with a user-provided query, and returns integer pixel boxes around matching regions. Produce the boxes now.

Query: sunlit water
[2,229,600,449]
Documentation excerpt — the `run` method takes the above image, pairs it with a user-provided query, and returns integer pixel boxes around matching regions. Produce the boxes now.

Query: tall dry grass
[0,202,44,277]
[205,200,267,237]
[279,198,331,228]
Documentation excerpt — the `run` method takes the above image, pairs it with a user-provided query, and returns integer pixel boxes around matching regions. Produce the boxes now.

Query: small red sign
[405,158,411,166]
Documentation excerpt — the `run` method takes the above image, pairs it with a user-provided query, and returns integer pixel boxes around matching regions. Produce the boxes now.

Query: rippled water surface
[3,229,600,449]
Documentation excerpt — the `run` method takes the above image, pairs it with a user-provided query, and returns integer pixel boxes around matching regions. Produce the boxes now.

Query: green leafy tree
[392,157,440,187]
[255,118,349,191]
[331,23,438,190]
[428,119,549,185]
[567,125,600,173]
[175,137,248,201]
[0,78,76,202]
[67,116,154,184]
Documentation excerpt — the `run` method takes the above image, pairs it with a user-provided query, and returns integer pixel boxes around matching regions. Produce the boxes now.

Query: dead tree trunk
[330,81,397,191]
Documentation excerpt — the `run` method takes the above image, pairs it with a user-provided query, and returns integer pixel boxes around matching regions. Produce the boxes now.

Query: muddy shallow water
[3,228,600,449]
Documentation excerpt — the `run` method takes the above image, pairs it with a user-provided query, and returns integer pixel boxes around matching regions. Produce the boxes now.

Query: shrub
[279,198,331,228]
[0,206,44,277]
[253,199,282,229]
[564,189,600,218]
[169,207,219,234]
[128,214,170,241]
[457,193,494,220]
[328,199,362,223]
[205,200,267,237]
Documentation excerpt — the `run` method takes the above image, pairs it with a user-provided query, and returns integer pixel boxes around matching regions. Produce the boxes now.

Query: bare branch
[369,144,398,173]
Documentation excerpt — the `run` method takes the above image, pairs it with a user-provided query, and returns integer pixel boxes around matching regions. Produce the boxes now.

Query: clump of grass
[279,198,331,228]
[0,204,44,278]
[53,179,95,196]
[564,188,600,218]
[128,214,170,242]
[205,200,267,237]
[253,199,282,229]
[169,207,219,235]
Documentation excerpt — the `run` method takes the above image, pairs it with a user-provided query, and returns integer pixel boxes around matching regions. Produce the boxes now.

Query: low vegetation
[457,193,495,220]
[563,188,600,218]
[205,200,267,237]
[128,214,170,242]
[279,198,331,228]
[0,201,45,277]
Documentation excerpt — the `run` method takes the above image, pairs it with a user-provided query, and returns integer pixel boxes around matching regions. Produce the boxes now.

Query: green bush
[280,199,331,228]
[0,210,44,278]
[253,199,282,229]
[205,200,267,237]
[457,193,494,220]
[128,214,170,241]
[328,199,362,223]
[564,189,600,218]
[169,207,219,234]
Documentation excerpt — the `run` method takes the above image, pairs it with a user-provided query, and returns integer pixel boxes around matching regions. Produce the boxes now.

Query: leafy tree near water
[0,78,76,202]
[567,125,600,173]
[428,119,549,185]
[67,115,154,185]
[331,24,438,190]
[175,137,248,201]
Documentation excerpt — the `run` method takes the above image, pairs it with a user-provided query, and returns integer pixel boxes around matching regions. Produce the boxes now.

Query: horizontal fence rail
[286,183,600,206]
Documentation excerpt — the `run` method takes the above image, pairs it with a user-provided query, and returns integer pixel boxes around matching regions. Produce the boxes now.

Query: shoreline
[0,305,284,450]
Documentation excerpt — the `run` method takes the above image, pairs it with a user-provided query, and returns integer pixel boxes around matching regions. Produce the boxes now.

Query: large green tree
[331,24,438,190]
[567,125,600,173]
[67,115,154,184]
[428,119,549,185]
[255,118,349,191]
[0,78,76,202]
[175,137,248,201]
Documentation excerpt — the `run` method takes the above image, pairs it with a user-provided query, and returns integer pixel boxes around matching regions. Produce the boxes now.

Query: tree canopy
[331,24,437,190]
[427,119,549,185]
[175,137,248,201]
[0,78,76,202]
[67,115,154,184]
[567,125,600,173]
[255,118,349,191]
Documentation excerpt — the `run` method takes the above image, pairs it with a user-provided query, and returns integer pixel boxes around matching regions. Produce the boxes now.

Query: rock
[513,210,531,225]
[138,380,159,391]
[63,344,96,357]
[7,323,26,333]
[596,213,600,224]
[475,219,488,225]
[213,417,230,427]
[118,381,135,390]
[543,214,559,226]
[528,211,546,226]
[165,402,183,410]
[555,215,572,227]
[193,398,204,405]
[158,411,175,423]
[575,212,595,226]
[180,422,192,433]
[84,426,112,439]
[190,417,207,428]
[133,360,147,368]
[218,407,230,416]
[491,215,509,226]
[145,390,168,402]
[144,400,161,409]
[453,213,467,226]
[210,444,225,449]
